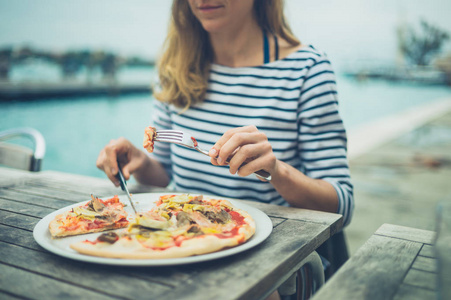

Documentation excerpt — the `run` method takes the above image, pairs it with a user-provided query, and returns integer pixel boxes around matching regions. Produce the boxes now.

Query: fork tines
[155,130,183,142]
[156,131,182,138]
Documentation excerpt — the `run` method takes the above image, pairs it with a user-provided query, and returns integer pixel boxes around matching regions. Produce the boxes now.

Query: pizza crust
[70,229,254,259]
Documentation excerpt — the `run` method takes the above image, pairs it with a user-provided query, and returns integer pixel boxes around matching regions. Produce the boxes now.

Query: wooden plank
[36,171,125,193]
[150,219,330,300]
[312,235,422,300]
[7,185,91,202]
[0,291,24,299]
[0,167,37,188]
[0,263,121,300]
[375,223,436,245]
[411,256,437,273]
[403,268,437,291]
[0,188,74,209]
[26,177,120,197]
[0,224,42,251]
[241,200,343,235]
[419,244,436,258]
[393,283,436,300]
[0,241,172,299]
[0,199,55,218]
[0,210,40,231]
[270,217,286,228]
[4,169,118,201]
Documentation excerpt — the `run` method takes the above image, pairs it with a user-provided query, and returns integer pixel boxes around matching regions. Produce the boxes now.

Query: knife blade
[115,164,138,214]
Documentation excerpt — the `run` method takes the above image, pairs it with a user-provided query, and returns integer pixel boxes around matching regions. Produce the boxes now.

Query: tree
[400,19,450,66]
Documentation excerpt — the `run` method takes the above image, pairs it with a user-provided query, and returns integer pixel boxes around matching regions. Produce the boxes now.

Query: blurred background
[1,0,450,177]
[1,0,451,253]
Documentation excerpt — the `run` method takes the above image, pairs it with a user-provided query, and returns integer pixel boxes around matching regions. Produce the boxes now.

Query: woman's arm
[270,160,339,213]
[208,125,339,213]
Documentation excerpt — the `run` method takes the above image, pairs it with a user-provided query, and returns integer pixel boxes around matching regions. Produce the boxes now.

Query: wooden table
[312,223,437,300]
[0,167,343,300]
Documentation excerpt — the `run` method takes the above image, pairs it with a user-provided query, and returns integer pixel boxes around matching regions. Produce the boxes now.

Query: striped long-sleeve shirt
[150,45,354,226]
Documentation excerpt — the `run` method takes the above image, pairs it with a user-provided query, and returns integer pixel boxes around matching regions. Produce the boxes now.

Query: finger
[210,125,258,160]
[102,138,131,185]
[237,152,276,178]
[210,156,220,166]
[227,143,266,175]
[96,148,119,186]
[104,144,120,175]
[218,131,265,166]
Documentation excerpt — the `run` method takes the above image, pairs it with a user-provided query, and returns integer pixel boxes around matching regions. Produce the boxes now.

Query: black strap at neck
[263,31,279,64]
[263,31,270,64]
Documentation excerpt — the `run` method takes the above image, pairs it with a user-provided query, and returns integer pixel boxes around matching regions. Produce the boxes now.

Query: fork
[155,130,272,181]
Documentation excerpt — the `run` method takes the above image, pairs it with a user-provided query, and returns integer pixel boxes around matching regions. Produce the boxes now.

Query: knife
[115,163,138,214]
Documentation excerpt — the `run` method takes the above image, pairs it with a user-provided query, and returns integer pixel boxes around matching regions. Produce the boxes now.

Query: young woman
[97,0,353,226]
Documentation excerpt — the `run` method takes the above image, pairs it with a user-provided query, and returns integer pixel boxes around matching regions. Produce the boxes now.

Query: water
[1,93,154,178]
[337,76,451,129]
[2,74,451,178]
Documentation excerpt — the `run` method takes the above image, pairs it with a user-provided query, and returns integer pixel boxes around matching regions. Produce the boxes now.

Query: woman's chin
[199,20,229,34]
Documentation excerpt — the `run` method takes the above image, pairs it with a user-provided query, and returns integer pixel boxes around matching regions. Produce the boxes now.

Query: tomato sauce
[86,219,103,230]
[229,211,246,226]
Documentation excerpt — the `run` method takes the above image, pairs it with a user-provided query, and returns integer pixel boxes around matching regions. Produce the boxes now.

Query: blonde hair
[154,0,300,110]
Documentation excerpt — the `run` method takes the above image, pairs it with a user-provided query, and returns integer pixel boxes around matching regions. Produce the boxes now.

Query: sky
[0,0,450,70]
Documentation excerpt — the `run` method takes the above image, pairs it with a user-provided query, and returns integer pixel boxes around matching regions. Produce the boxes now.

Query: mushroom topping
[176,211,192,227]
[203,209,230,224]
[188,225,204,236]
[97,232,119,244]
[189,195,204,205]
[89,194,106,213]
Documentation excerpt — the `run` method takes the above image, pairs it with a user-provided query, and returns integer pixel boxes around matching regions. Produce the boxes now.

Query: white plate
[33,192,273,266]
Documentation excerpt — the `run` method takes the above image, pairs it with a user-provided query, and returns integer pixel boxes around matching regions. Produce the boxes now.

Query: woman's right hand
[96,137,148,186]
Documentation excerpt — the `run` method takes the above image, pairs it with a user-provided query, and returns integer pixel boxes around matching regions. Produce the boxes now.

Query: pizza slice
[70,194,256,259]
[143,126,156,153]
[49,195,129,238]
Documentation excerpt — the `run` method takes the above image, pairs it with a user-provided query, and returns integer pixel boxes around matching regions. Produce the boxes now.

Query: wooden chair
[0,127,46,171]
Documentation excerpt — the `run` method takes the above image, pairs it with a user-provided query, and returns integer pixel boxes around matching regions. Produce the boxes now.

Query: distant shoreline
[0,81,152,101]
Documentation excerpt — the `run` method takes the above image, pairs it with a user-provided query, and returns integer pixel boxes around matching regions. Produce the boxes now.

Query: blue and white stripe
[150,45,354,226]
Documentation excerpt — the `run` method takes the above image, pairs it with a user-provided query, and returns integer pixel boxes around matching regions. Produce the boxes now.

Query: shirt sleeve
[297,54,354,227]
[148,100,173,179]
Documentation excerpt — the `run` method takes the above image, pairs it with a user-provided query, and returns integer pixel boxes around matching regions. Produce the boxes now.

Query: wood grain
[312,235,422,300]
[403,268,437,291]
[375,223,436,245]
[393,284,436,300]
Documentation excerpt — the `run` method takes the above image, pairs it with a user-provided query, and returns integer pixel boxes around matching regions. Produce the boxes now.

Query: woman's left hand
[209,125,278,180]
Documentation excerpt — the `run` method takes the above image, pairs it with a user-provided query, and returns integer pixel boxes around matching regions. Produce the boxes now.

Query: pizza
[143,125,156,153]
[49,195,129,238]
[70,194,256,259]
